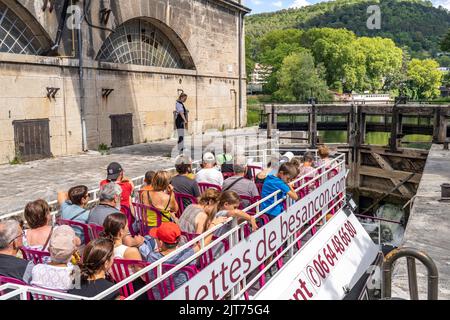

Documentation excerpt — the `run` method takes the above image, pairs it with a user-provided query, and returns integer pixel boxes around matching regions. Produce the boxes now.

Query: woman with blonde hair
[141,170,179,227]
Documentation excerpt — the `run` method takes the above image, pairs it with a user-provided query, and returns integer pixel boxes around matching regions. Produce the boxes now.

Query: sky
[243,0,450,14]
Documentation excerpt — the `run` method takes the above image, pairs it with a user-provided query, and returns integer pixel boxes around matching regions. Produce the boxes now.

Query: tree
[441,29,450,52]
[354,37,403,92]
[258,30,304,94]
[245,36,256,82]
[274,51,332,102]
[406,58,443,99]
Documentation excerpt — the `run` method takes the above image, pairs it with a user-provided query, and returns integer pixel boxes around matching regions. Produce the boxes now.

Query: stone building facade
[0,0,249,164]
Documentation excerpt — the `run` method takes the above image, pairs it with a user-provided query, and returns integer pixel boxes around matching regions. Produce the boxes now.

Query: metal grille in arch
[97,19,185,69]
[0,2,45,55]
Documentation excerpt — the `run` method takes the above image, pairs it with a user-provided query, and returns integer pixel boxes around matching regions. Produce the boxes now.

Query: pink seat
[222,172,234,180]
[89,224,104,240]
[19,247,50,264]
[174,192,198,218]
[198,182,222,194]
[132,202,168,236]
[256,183,263,195]
[57,218,91,244]
[155,264,198,299]
[120,206,136,236]
[110,259,198,300]
[0,276,30,299]
[181,231,229,271]
[109,259,154,300]
[247,165,263,182]
[0,276,63,300]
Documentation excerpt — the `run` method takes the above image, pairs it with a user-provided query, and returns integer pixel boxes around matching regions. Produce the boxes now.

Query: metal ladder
[382,247,439,300]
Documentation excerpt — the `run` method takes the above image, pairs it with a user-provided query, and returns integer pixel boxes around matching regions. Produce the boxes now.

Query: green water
[318,131,432,149]
[249,111,433,149]
[318,115,432,149]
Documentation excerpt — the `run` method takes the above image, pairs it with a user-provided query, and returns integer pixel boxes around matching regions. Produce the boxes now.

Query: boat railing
[0,153,347,300]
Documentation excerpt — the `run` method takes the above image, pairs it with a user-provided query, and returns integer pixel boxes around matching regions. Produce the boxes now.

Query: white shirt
[195,168,224,186]
[114,245,128,259]
[31,262,75,291]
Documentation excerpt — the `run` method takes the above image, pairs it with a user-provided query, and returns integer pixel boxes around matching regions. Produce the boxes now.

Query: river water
[317,115,432,149]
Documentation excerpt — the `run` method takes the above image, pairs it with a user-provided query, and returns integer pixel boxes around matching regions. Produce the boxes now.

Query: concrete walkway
[0,127,270,216]
[392,144,450,300]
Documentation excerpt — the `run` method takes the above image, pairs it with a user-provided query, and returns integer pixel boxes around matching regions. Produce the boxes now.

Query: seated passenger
[0,219,34,283]
[222,158,259,208]
[216,141,234,174]
[140,221,226,299]
[23,199,80,251]
[68,239,121,300]
[31,225,79,291]
[212,191,258,240]
[316,145,333,170]
[57,185,91,243]
[141,171,179,227]
[88,183,122,226]
[88,183,144,248]
[100,162,135,212]
[139,171,156,198]
[101,213,142,261]
[178,189,221,235]
[260,163,299,220]
[171,155,200,199]
[195,152,224,187]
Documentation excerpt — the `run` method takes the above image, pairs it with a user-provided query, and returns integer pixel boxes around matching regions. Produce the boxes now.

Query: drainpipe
[78,8,87,151]
[238,11,243,128]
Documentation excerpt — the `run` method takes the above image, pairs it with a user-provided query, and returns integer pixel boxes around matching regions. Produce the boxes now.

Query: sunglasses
[9,230,25,244]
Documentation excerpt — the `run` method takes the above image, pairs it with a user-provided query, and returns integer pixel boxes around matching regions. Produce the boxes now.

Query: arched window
[0,1,46,55]
[97,19,188,69]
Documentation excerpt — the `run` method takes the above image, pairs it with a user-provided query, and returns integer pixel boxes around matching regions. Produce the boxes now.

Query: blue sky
[243,0,450,14]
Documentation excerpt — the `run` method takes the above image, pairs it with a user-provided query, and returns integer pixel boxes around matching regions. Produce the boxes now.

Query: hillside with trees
[246,0,450,59]
[245,0,447,102]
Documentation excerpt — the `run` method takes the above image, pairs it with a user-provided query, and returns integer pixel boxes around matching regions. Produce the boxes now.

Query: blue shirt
[175,101,185,115]
[260,175,291,217]
[60,201,90,243]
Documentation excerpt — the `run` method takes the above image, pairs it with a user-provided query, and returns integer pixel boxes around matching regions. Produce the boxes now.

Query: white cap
[203,152,216,164]
[283,152,295,161]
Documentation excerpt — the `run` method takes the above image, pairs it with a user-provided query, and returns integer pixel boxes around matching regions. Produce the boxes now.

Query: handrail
[0,159,203,221]
[382,247,439,300]
[0,151,347,301]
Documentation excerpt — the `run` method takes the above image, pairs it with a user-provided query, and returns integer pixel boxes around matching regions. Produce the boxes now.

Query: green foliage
[406,58,443,99]
[246,0,450,58]
[274,51,332,102]
[247,108,261,126]
[98,143,110,155]
[436,55,450,67]
[441,30,450,52]
[9,151,22,165]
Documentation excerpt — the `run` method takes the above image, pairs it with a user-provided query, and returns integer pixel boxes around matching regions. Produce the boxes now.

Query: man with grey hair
[222,156,259,208]
[87,182,122,227]
[87,183,144,247]
[0,219,34,282]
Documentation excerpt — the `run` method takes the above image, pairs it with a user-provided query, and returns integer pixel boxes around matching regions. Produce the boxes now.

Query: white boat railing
[0,160,203,222]
[0,153,347,301]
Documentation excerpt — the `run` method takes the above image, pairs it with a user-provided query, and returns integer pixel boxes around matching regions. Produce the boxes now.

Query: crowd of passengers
[0,145,336,300]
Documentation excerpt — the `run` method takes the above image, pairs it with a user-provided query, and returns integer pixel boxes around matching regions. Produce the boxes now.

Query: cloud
[252,0,263,5]
[273,1,283,8]
[290,0,311,8]
[433,0,450,10]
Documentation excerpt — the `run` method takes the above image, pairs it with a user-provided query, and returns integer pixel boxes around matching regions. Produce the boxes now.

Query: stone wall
[0,0,248,164]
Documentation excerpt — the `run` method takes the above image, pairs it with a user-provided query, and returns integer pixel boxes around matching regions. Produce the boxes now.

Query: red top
[100,179,133,208]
